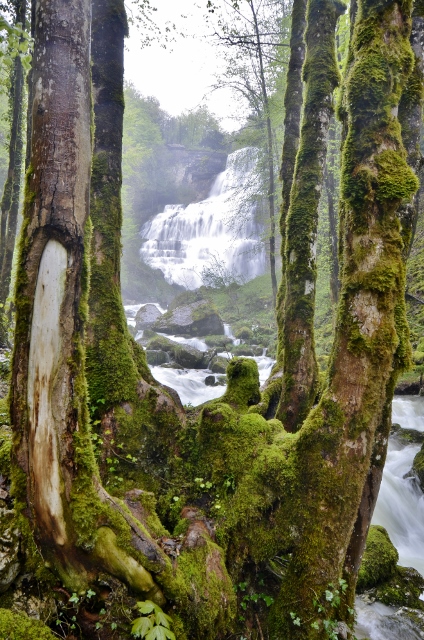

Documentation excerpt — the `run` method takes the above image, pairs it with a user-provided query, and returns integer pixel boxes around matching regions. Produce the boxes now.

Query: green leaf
[325,590,334,601]
[311,621,320,630]
[155,610,172,628]
[131,616,153,638]
[86,589,96,599]
[163,629,176,640]
[146,625,167,640]
[137,601,156,615]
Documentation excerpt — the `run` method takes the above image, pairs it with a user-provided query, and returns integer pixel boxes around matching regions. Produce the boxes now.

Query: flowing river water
[125,304,424,639]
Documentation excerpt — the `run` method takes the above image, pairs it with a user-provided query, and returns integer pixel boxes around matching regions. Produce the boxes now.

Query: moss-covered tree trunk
[260,0,307,419]
[324,117,340,305]
[9,0,170,603]
[276,0,345,431]
[0,0,27,345]
[270,0,416,632]
[86,0,184,491]
[345,6,424,605]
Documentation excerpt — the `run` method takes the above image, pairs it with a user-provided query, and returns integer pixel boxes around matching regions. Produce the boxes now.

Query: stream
[125,303,424,639]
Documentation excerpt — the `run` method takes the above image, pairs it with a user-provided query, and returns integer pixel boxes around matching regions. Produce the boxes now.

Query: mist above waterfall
[140,147,267,289]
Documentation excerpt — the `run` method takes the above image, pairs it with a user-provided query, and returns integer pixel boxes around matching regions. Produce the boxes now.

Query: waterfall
[140,147,267,289]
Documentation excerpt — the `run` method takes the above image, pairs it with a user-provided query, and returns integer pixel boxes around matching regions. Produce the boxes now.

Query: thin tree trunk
[253,0,307,420]
[0,0,27,344]
[249,0,277,306]
[276,0,345,431]
[324,117,339,306]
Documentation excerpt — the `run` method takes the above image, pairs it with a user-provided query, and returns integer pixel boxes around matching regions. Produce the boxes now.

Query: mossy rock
[412,351,424,365]
[145,350,169,366]
[235,326,253,340]
[357,525,398,591]
[374,566,424,610]
[153,299,224,337]
[391,423,424,445]
[203,335,232,349]
[209,355,229,374]
[413,446,424,491]
[231,344,255,357]
[146,335,208,369]
[0,609,55,639]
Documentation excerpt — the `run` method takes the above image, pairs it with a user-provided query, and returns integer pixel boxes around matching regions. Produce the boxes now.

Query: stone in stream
[153,299,224,337]
[135,303,162,330]
[146,350,169,366]
[204,375,217,386]
[146,334,210,369]
[210,355,229,374]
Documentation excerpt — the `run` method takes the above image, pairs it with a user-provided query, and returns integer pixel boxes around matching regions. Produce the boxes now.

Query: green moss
[357,525,398,590]
[375,150,418,202]
[219,358,261,411]
[176,537,236,639]
[0,609,55,639]
[0,424,11,477]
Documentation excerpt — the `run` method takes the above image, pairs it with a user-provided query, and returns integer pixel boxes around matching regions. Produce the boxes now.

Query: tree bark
[249,0,277,306]
[276,0,345,431]
[87,0,185,490]
[10,0,168,600]
[0,0,27,344]
[270,0,416,632]
[324,117,340,306]
[254,0,307,420]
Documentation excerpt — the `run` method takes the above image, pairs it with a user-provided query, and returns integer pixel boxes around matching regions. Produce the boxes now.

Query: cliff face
[166,145,227,203]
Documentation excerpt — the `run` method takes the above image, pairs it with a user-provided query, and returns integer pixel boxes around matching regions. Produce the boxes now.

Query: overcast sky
[124,0,244,131]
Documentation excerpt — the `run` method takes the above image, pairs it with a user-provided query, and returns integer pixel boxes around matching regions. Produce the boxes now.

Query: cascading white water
[140,148,267,289]
[372,396,424,574]
[356,396,424,639]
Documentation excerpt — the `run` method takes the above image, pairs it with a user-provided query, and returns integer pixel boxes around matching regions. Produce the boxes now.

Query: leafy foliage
[131,601,176,640]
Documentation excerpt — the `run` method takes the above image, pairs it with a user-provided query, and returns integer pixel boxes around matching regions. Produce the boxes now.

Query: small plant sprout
[131,600,175,640]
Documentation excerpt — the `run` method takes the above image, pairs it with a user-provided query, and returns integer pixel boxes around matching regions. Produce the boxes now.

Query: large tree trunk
[269,0,416,632]
[276,0,345,431]
[344,8,424,605]
[9,0,168,600]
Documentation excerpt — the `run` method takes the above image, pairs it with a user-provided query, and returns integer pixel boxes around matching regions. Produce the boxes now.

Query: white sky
[124,0,245,131]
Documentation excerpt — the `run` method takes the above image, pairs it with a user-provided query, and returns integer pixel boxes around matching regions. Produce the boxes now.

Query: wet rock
[395,379,421,395]
[146,350,169,366]
[210,356,229,374]
[153,299,224,337]
[135,303,162,330]
[146,335,208,369]
[204,375,217,386]
[391,423,424,444]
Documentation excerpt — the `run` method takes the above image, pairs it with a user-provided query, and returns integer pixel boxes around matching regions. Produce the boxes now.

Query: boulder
[210,356,229,374]
[135,303,162,330]
[146,350,169,366]
[146,335,208,369]
[153,299,224,337]
[204,375,217,386]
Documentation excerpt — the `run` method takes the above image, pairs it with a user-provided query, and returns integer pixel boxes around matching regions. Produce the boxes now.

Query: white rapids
[356,396,424,639]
